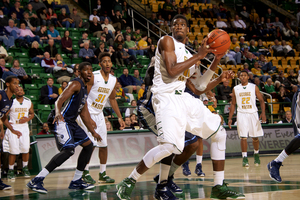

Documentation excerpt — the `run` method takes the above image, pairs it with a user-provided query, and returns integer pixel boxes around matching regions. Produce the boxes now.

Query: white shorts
[237,112,264,138]
[152,92,221,154]
[76,112,107,147]
[3,124,30,154]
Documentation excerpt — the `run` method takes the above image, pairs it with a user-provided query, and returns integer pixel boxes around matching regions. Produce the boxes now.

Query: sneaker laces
[223,182,240,195]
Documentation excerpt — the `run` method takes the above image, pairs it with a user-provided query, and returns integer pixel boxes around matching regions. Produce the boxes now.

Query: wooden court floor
[1,154,300,199]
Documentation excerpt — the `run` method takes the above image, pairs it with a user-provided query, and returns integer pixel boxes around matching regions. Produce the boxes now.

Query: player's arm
[0,118,4,139]
[80,104,102,141]
[19,103,35,124]
[109,82,125,129]
[228,88,236,129]
[256,85,266,123]
[160,36,214,78]
[2,112,22,138]
[53,81,81,124]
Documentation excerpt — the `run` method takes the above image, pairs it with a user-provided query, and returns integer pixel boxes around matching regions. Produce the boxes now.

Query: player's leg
[8,154,17,180]
[82,147,96,184]
[250,113,263,166]
[252,137,260,166]
[0,148,11,190]
[237,113,250,167]
[241,137,249,167]
[6,128,20,180]
[195,138,205,176]
[22,153,30,177]
[20,126,31,177]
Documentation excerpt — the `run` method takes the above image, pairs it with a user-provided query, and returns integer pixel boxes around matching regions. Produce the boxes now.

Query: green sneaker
[210,181,245,199]
[99,171,115,183]
[82,170,96,184]
[116,177,136,200]
[7,169,15,180]
[242,157,249,167]
[22,166,31,178]
[254,153,260,166]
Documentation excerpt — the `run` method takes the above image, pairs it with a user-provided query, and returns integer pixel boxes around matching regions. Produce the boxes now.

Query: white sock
[242,152,247,157]
[36,168,49,178]
[72,169,83,181]
[85,164,89,171]
[23,161,28,168]
[275,150,289,163]
[100,164,106,173]
[213,171,224,186]
[159,163,170,183]
[196,155,203,164]
[9,165,14,170]
[128,168,141,181]
[168,162,180,177]
[254,150,259,154]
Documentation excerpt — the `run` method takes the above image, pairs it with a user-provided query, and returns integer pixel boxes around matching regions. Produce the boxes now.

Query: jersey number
[242,97,250,104]
[18,113,25,119]
[95,94,106,103]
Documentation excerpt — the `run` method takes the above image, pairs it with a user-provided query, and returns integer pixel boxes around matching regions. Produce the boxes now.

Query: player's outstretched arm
[160,36,214,78]
[256,85,266,123]
[228,88,236,129]
[109,83,125,129]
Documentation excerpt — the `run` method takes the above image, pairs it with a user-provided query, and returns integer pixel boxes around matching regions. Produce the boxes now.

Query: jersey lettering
[95,94,106,103]
[97,87,110,94]
[91,102,104,110]
[17,112,25,119]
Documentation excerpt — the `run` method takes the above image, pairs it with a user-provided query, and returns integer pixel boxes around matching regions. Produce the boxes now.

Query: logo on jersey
[185,50,188,54]
[78,94,88,113]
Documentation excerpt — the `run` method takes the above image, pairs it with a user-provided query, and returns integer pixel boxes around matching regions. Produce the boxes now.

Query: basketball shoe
[195,163,205,177]
[99,171,115,183]
[116,177,136,200]
[267,160,282,183]
[182,161,191,176]
[242,157,249,167]
[153,174,183,194]
[82,170,96,184]
[254,154,260,166]
[210,181,245,199]
[7,169,15,180]
[27,177,47,194]
[69,178,95,190]
[23,166,31,178]
[0,179,11,190]
[154,181,178,200]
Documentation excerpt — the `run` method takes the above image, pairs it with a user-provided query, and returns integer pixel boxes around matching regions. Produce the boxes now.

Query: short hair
[239,70,249,76]
[23,12,29,16]
[141,33,147,38]
[47,77,54,81]
[8,19,14,23]
[99,52,111,62]
[141,83,145,86]
[78,62,92,71]
[171,14,189,27]
[61,8,66,12]
[82,31,88,35]
[5,75,18,83]
[49,24,54,28]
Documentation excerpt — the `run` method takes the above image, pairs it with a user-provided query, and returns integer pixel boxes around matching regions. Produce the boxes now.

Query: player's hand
[19,117,29,124]
[12,130,22,138]
[92,132,102,142]
[118,118,125,129]
[220,70,235,82]
[260,113,267,123]
[91,119,97,129]
[197,37,216,59]
[228,119,232,129]
[53,113,64,125]
[214,52,227,60]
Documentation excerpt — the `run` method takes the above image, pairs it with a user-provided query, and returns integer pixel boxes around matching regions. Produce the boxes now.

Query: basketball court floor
[1,154,300,200]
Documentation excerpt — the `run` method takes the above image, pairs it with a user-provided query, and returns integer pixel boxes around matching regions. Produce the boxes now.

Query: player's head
[78,62,93,83]
[124,117,131,126]
[5,76,19,94]
[238,70,249,84]
[16,87,25,98]
[171,14,189,42]
[99,52,112,74]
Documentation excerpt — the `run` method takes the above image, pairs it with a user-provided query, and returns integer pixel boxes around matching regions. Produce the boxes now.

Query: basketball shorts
[77,112,107,147]
[237,112,264,138]
[2,124,30,154]
[54,121,90,150]
[152,92,221,154]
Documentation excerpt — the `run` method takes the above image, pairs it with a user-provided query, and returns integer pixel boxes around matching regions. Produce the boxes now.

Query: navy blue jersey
[184,87,200,98]
[62,78,88,122]
[0,90,13,119]
[292,85,300,135]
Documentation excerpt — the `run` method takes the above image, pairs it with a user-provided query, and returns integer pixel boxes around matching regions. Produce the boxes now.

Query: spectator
[249,39,260,56]
[281,40,295,57]
[94,41,108,59]
[72,63,79,79]
[79,42,98,64]
[264,78,276,94]
[133,69,143,86]
[274,26,283,41]
[125,100,137,117]
[160,20,171,34]
[273,17,284,30]
[277,86,291,111]
[147,44,156,59]
[225,46,241,65]
[37,123,51,135]
[57,8,75,29]
[113,34,124,49]
[276,71,290,88]
[251,61,271,83]
[271,39,284,57]
[100,11,112,24]
[229,37,239,51]
[40,77,58,105]
[19,23,40,44]
[257,54,276,73]
[254,77,266,92]
[216,15,228,30]
[36,25,48,46]
[124,35,143,57]
[115,81,128,108]
[106,118,113,131]
[239,37,249,51]
[292,31,300,51]
[0,9,9,26]
[10,1,24,20]
[121,117,135,130]
[138,83,145,100]
[257,39,270,56]
[282,23,294,40]
[0,41,13,63]
[245,52,256,69]
[10,59,32,85]
[265,8,275,22]
[55,54,67,67]
[243,63,250,72]
[138,33,150,54]
[78,31,94,49]
[29,41,44,63]
[89,9,100,22]
[249,9,259,23]
[224,98,236,115]
[10,12,20,27]
[90,16,103,38]
[46,7,57,26]
[30,0,47,12]
[102,29,114,46]
[0,58,17,80]
[148,13,159,32]
[233,14,246,33]
[280,111,292,123]
[112,10,126,30]
[37,7,47,26]
[53,61,73,83]
[5,19,20,41]
[119,68,141,94]
[42,0,51,9]
[58,81,68,95]
[240,6,250,21]
[117,44,142,68]
[95,0,102,16]
[44,39,58,59]
[61,30,75,56]
[0,0,10,16]
[287,69,298,86]
[47,24,61,43]
[50,0,70,15]
[70,8,89,29]
[130,113,139,128]
[133,29,142,42]
[123,26,133,41]
[101,18,115,38]
[218,80,231,100]
[41,52,56,73]
[21,12,39,32]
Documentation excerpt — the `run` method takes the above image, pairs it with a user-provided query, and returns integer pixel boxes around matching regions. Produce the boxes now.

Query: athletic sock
[254,150,259,154]
[36,168,49,178]
[23,161,28,168]
[168,162,180,177]
[196,155,203,164]
[213,171,224,186]
[85,164,89,171]
[242,152,247,157]
[73,169,83,181]
[128,168,141,181]
[159,163,170,183]
[9,165,14,170]
[275,150,288,163]
[100,164,106,173]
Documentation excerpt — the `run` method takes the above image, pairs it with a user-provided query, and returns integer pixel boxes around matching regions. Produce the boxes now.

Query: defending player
[0,76,21,190]
[3,87,34,180]
[267,73,300,183]
[116,14,245,200]
[27,62,101,194]
[77,52,125,184]
[228,70,266,167]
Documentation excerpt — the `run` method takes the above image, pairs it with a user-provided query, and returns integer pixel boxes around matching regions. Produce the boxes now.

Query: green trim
[30,136,42,175]
[206,124,221,140]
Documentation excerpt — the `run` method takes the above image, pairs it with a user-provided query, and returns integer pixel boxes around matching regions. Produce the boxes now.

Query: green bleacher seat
[71,31,81,37]
[61,54,68,58]
[19,58,30,63]
[72,58,83,64]
[69,28,79,32]
[15,52,28,58]
[39,73,53,79]
[5,63,12,68]
[38,104,52,111]
[133,93,138,100]
[218,100,228,104]
[31,68,44,74]
[39,110,51,122]
[19,63,27,68]
[56,27,66,32]
[7,52,14,57]
[25,95,39,109]
[53,84,61,88]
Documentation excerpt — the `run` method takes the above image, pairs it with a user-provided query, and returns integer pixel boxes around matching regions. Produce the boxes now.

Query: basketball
[207,29,231,55]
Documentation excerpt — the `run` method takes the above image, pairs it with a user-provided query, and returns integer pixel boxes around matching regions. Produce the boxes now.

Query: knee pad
[83,142,94,152]
[62,148,75,157]
[211,126,226,160]
[143,143,176,168]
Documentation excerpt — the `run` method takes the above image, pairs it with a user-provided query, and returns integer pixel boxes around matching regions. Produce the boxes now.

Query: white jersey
[234,83,258,113]
[9,97,32,126]
[151,36,196,95]
[88,70,117,115]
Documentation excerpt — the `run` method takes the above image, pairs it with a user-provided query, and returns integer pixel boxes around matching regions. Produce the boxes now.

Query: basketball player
[3,87,34,180]
[228,70,266,167]
[0,76,21,190]
[27,62,101,194]
[117,14,245,200]
[77,52,125,184]
[267,74,300,183]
